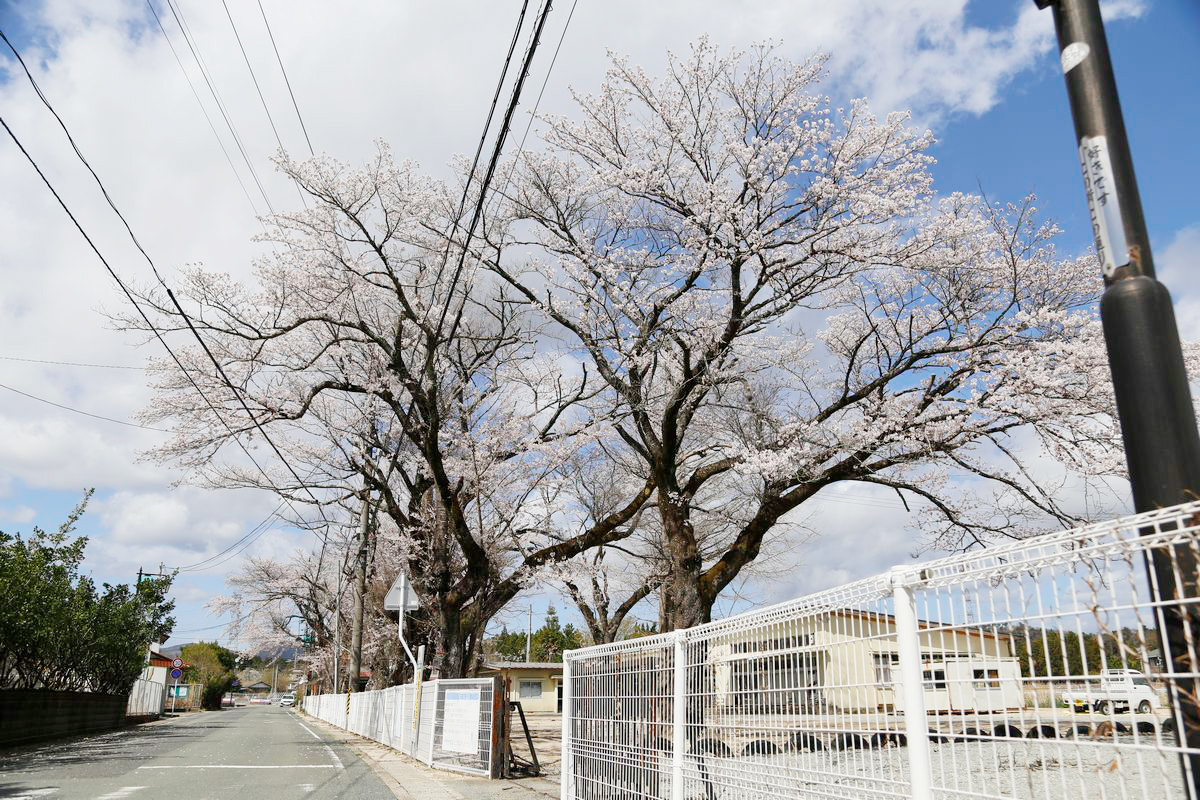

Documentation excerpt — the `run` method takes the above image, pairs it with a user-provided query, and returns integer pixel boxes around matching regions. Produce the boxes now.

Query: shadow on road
[0,713,237,773]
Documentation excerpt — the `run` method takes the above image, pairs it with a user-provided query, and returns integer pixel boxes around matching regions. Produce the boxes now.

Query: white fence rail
[302,676,502,777]
[561,501,1200,800]
[125,676,166,718]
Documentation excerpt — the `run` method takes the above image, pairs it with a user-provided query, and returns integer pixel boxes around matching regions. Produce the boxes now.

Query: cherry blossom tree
[484,41,1125,629]
[130,146,652,677]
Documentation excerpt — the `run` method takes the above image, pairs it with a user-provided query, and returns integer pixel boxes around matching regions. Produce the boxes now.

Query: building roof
[483,661,564,671]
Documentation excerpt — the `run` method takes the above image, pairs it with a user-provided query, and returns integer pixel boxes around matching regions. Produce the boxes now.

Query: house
[706,608,1022,714]
[481,662,564,713]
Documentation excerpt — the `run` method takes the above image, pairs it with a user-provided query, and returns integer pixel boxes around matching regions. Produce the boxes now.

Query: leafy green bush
[182,642,238,710]
[0,491,175,695]
[201,674,235,710]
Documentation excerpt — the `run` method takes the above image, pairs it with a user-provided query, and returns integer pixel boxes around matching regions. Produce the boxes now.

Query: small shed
[482,662,564,713]
[245,680,273,694]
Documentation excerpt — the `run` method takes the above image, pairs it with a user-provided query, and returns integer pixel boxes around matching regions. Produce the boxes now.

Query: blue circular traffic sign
[171,668,183,679]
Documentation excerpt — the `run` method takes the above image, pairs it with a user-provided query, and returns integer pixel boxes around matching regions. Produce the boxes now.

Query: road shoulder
[294,711,558,800]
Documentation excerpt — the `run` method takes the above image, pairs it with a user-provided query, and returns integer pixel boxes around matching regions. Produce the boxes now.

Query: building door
[557,682,563,713]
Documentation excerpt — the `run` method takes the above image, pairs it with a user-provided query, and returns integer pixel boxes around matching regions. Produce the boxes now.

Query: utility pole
[1035,0,1200,786]
[347,489,371,692]
[526,606,533,662]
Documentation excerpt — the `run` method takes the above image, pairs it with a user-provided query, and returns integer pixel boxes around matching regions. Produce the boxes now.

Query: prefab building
[481,662,563,713]
[706,609,1022,714]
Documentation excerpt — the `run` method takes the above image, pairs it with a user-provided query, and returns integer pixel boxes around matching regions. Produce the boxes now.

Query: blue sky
[1,0,1197,646]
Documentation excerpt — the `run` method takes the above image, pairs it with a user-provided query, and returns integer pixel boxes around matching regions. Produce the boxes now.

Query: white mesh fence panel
[562,501,1200,800]
[299,677,499,777]
[125,676,165,717]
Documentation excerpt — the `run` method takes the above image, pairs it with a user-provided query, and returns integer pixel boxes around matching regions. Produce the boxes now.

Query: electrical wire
[143,1,261,216]
[429,0,532,299]
[177,504,283,572]
[487,0,578,213]
[255,0,313,156]
[162,0,275,213]
[220,0,286,156]
[0,33,333,537]
[0,355,141,369]
[172,609,253,634]
[0,381,166,432]
[0,114,329,552]
[437,0,555,341]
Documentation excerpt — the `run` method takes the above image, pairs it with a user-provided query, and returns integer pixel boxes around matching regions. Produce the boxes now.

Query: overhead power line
[161,0,275,213]
[437,0,556,340]
[255,0,313,156]
[2,32,332,524]
[489,0,578,213]
[0,355,141,369]
[0,92,330,562]
[177,501,284,572]
[143,0,261,215]
[431,0,532,298]
[0,381,165,432]
[220,0,287,156]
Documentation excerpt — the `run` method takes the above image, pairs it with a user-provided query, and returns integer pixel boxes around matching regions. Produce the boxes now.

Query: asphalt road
[0,706,396,800]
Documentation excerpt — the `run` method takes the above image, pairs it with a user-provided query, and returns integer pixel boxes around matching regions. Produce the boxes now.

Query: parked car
[1062,669,1160,714]
[279,693,295,707]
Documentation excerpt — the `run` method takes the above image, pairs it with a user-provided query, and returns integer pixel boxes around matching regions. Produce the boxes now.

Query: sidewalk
[299,712,560,800]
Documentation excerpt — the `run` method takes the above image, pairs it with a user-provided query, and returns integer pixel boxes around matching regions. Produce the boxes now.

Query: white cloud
[1157,225,1200,343]
[0,504,37,524]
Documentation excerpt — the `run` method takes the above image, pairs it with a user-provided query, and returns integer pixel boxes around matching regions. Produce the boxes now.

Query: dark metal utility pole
[1035,0,1200,783]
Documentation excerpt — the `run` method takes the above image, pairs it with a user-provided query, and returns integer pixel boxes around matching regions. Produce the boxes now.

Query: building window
[973,669,1001,689]
[519,680,543,698]
[923,669,947,690]
[874,654,895,686]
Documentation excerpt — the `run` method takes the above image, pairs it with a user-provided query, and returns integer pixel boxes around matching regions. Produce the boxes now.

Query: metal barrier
[561,501,1200,799]
[125,676,166,718]
[302,676,502,777]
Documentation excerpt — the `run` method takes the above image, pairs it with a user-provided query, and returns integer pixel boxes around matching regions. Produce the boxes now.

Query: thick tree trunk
[659,495,710,629]
[431,606,473,678]
[348,495,371,690]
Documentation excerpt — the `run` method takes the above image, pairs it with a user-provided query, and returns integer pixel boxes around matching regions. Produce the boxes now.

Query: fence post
[561,652,573,800]
[672,630,687,800]
[891,566,933,800]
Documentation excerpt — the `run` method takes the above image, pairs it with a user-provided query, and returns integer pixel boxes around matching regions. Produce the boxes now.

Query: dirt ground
[510,711,562,777]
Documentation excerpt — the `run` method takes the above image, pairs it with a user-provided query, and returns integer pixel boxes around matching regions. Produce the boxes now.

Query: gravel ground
[564,735,1189,799]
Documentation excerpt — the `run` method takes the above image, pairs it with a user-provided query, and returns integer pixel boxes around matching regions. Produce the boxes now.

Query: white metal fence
[302,676,502,776]
[125,676,166,718]
[561,501,1200,800]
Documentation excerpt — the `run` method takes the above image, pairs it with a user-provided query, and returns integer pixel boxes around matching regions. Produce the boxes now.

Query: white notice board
[441,689,481,754]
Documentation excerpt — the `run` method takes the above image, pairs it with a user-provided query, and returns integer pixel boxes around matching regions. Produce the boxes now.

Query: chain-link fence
[302,676,502,777]
[561,501,1200,800]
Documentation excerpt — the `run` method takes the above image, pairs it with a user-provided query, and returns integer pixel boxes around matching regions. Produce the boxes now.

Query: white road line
[294,718,322,740]
[298,784,315,793]
[136,765,338,770]
[8,790,58,799]
[291,713,344,770]
[95,787,146,799]
[323,744,344,770]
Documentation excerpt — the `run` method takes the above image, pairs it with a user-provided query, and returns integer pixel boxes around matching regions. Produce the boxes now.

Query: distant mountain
[253,646,301,662]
